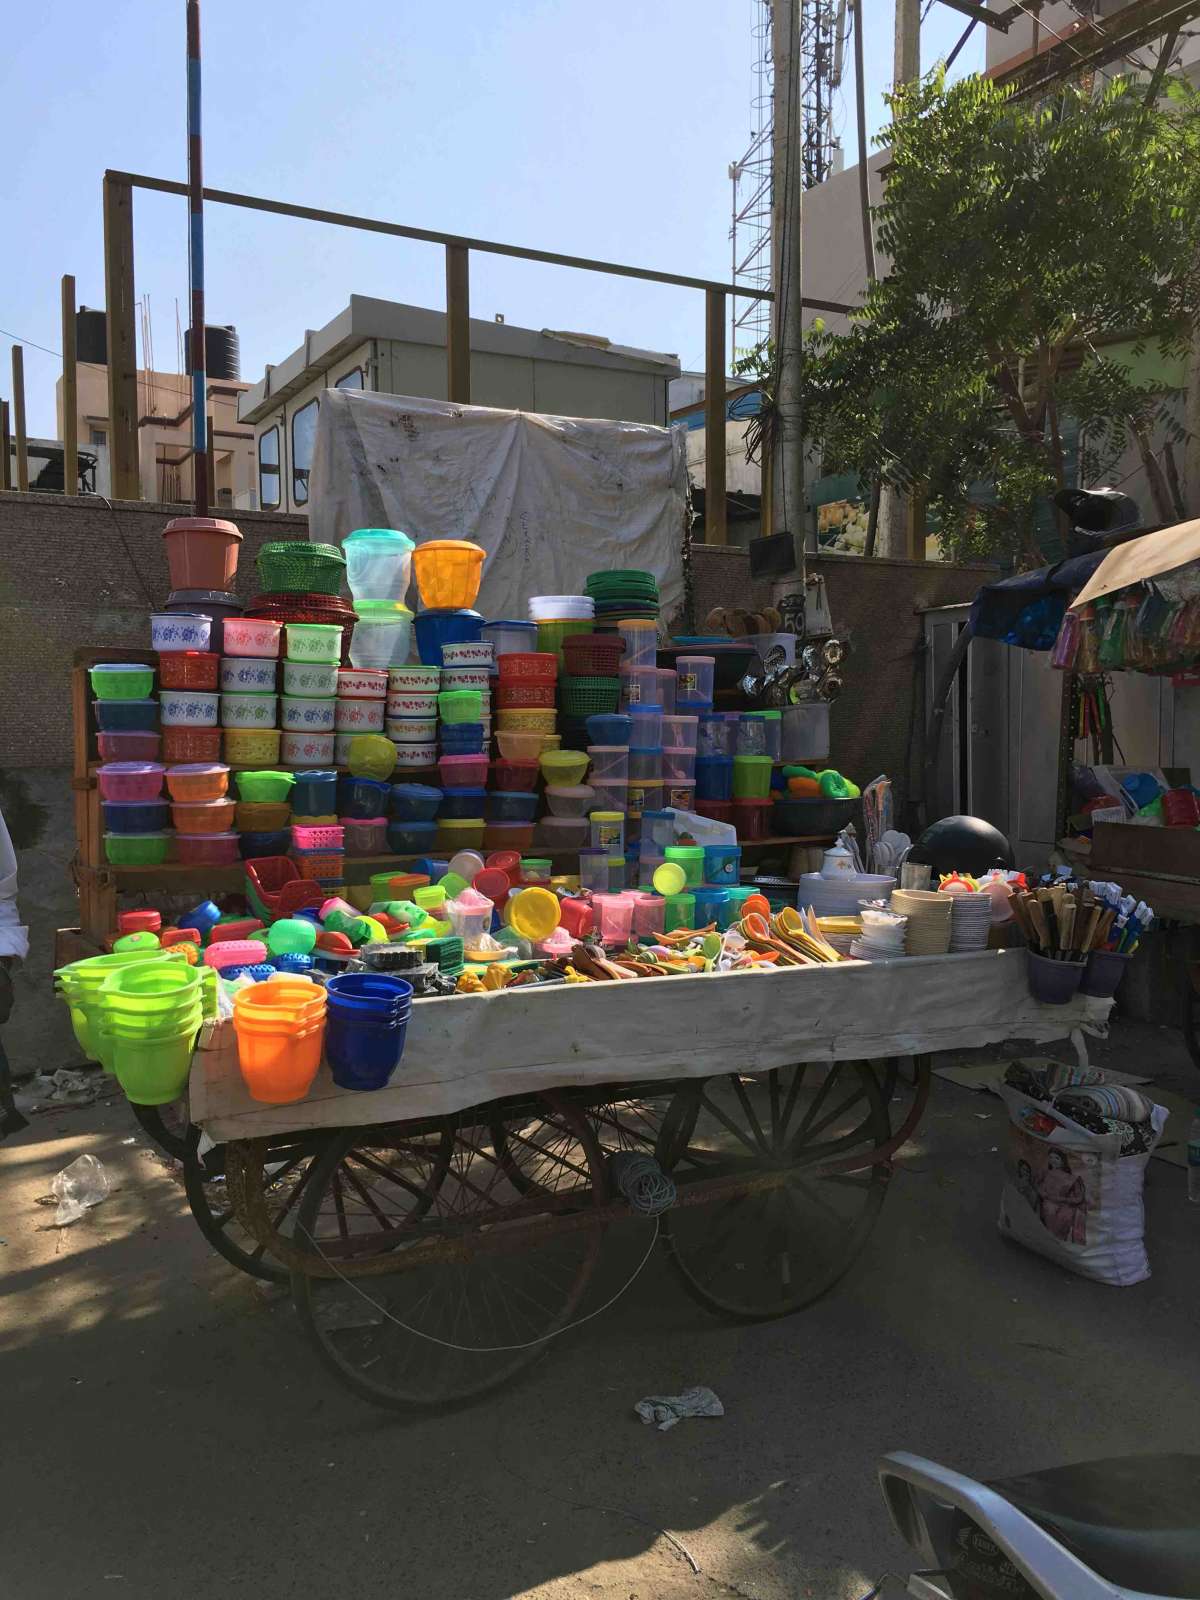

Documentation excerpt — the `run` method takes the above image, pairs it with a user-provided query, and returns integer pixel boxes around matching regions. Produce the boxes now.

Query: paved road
[2,1025,1196,1600]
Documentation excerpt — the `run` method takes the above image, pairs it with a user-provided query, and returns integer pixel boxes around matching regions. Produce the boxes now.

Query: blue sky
[0,1,981,436]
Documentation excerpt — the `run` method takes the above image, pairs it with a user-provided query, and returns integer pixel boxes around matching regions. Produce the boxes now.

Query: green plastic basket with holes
[256,541,347,597]
[559,675,621,717]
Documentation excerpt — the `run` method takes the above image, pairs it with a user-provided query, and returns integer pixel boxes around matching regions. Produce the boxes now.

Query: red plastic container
[97,762,166,802]
[162,726,222,763]
[483,821,535,852]
[439,753,489,788]
[158,650,220,691]
[695,799,735,825]
[485,850,523,881]
[490,758,540,792]
[296,850,345,880]
[170,797,236,834]
[497,652,558,683]
[210,918,266,943]
[161,927,201,948]
[175,832,240,867]
[732,798,773,840]
[472,866,512,909]
[342,817,389,856]
[496,681,556,709]
[562,633,626,676]
[163,516,243,591]
[118,909,162,935]
[558,897,594,938]
[97,731,161,763]
[1163,787,1200,826]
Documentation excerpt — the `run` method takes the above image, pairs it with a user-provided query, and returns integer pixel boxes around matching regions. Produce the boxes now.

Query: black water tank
[185,324,240,381]
[76,307,107,365]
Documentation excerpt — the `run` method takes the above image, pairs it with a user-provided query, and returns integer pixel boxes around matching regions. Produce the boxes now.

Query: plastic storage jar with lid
[412,540,486,610]
[662,713,698,750]
[437,816,485,852]
[665,779,695,811]
[629,891,666,938]
[590,811,625,854]
[745,709,782,762]
[343,528,415,602]
[697,712,737,758]
[159,652,219,692]
[628,781,663,818]
[663,892,696,932]
[732,797,774,840]
[664,843,705,888]
[627,704,662,750]
[619,665,658,708]
[695,798,735,825]
[736,716,768,757]
[662,747,695,782]
[640,810,676,854]
[702,842,742,886]
[481,619,537,666]
[536,815,590,852]
[695,755,734,802]
[617,620,657,668]
[694,886,731,928]
[593,893,635,945]
[350,602,414,670]
[628,747,662,781]
[285,623,343,664]
[589,778,628,814]
[732,754,774,799]
[578,849,609,893]
[655,668,677,714]
[675,655,715,707]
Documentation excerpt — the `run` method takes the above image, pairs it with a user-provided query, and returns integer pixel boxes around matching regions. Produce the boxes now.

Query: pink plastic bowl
[175,831,241,867]
[97,762,166,803]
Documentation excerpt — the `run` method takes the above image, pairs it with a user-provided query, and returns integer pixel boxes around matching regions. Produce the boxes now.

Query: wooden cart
[161,951,1109,1410]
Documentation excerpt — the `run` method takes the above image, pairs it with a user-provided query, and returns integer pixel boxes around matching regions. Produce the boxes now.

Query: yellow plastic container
[223,727,282,766]
[505,885,561,942]
[540,749,589,787]
[411,539,486,610]
[497,708,558,734]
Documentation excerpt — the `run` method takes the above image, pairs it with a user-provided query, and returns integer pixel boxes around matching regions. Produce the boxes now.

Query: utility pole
[771,0,807,574]
[894,0,920,91]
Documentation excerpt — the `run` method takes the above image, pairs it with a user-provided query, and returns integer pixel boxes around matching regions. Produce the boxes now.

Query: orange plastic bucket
[234,1016,326,1104]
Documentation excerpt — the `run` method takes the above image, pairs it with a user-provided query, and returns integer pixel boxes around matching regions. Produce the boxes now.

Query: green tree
[774,70,1200,565]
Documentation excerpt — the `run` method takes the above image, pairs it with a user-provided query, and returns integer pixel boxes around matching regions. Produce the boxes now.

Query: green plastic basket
[559,674,620,716]
[256,541,347,597]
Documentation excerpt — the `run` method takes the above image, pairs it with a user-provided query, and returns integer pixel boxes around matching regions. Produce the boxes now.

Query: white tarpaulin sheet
[308,388,688,623]
[190,949,1111,1142]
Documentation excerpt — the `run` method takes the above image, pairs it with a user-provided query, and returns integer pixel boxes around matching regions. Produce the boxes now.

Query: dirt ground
[1,1018,1196,1600]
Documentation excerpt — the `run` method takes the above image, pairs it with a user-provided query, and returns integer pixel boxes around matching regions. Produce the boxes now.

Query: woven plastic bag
[997,1083,1167,1287]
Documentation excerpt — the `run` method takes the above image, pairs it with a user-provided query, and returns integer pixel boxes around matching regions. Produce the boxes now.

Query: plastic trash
[51,1153,111,1226]
[634,1385,724,1432]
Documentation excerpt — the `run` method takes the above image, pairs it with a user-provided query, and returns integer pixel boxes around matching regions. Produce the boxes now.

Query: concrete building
[237,296,681,515]
[55,360,255,510]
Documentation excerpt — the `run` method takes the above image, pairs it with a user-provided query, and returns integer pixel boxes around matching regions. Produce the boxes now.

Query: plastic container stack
[411,539,486,675]
[387,661,440,773]
[92,659,168,867]
[530,593,594,670]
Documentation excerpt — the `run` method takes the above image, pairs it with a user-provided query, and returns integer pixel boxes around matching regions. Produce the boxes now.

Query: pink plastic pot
[439,753,489,788]
[175,831,240,867]
[163,516,243,591]
[593,893,635,946]
[97,762,166,802]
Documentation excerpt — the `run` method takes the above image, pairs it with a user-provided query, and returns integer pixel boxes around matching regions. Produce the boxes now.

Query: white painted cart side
[190,948,1111,1143]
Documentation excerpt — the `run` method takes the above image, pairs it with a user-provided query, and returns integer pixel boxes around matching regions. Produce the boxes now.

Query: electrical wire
[298,1216,661,1354]
[0,324,107,371]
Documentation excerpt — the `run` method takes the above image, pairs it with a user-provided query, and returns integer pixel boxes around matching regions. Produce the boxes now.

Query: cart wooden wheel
[128,1099,192,1162]
[183,1128,333,1284]
[490,1090,675,1195]
[657,1060,891,1321]
[291,1100,607,1410]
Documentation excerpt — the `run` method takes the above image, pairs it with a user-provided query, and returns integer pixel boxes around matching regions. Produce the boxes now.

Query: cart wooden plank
[190,948,1110,1142]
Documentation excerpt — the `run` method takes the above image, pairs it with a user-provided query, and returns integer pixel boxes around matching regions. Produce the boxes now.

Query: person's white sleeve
[0,808,29,961]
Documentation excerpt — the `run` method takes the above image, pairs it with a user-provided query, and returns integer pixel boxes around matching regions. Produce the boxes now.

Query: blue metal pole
[187,0,208,515]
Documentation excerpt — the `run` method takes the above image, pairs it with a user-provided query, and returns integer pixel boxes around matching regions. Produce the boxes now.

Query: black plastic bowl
[771,795,860,836]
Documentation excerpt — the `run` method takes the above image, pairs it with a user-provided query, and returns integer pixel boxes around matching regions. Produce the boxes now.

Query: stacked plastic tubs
[495,651,557,843]
[245,541,355,696]
[411,540,487,689]
[343,528,414,677]
[559,629,624,738]
[92,659,169,866]
[530,593,594,670]
[387,661,440,773]
[581,712,630,882]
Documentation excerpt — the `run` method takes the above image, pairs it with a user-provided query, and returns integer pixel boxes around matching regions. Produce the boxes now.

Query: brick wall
[0,492,308,768]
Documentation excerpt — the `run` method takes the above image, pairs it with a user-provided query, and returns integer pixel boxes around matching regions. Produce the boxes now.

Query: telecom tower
[729,0,845,362]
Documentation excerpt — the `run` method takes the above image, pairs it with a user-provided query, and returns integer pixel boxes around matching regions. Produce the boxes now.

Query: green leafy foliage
[760,69,1200,566]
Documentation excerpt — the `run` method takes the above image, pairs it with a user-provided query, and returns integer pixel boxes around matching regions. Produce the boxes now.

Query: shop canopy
[969,551,1109,649]
[1068,517,1200,610]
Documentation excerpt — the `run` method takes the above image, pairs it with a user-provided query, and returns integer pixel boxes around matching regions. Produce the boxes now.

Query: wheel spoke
[729,1076,770,1154]
[697,1089,765,1157]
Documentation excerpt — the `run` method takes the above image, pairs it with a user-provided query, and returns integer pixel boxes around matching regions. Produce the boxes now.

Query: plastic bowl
[536,815,590,851]
[239,828,292,859]
[489,758,540,792]
[496,680,556,710]
[335,697,385,734]
[235,769,294,804]
[285,623,343,664]
[438,689,483,724]
[151,613,211,652]
[389,784,443,822]
[159,691,218,728]
[236,801,292,831]
[544,784,596,818]
[771,795,860,835]
[103,831,172,866]
[388,665,442,693]
[281,696,335,732]
[392,743,440,772]
[386,717,437,744]
[90,663,155,701]
[585,713,632,746]
[337,775,391,818]
[486,790,539,823]
[220,692,277,729]
[483,821,535,852]
[436,818,485,852]
[165,762,230,802]
[220,616,281,659]
[224,727,282,765]
[171,797,236,834]
[386,691,439,719]
[387,819,439,854]
[97,731,161,763]
[412,540,486,610]
[441,668,492,695]
[337,668,389,700]
[280,659,338,697]
[158,650,219,691]
[95,699,160,733]
[540,749,588,786]
[495,730,553,761]
[175,831,240,866]
[438,754,489,788]
[439,786,489,820]
[497,652,558,683]
[103,799,170,834]
[219,657,277,695]
[97,762,166,803]
[279,730,333,766]
[413,608,484,666]
[496,708,557,734]
[441,640,494,670]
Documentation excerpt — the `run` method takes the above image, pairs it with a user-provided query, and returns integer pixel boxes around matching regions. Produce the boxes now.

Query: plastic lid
[345,527,415,548]
[629,704,663,714]
[507,886,560,941]
[733,754,774,766]
[438,872,469,898]
[590,811,625,823]
[652,861,687,895]
[446,850,486,881]
[483,619,537,629]
[441,786,488,799]
[746,709,783,721]
[98,662,154,673]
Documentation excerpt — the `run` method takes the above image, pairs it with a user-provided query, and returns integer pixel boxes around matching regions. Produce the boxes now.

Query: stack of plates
[890,889,953,955]
[850,907,908,960]
[798,872,896,917]
[586,569,660,623]
[817,916,861,956]
[948,890,993,952]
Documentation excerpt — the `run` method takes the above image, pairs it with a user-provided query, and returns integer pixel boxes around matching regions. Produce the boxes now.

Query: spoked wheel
[184,1130,331,1284]
[490,1091,674,1194]
[292,1102,607,1410]
[658,1060,891,1321]
[129,1098,192,1161]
